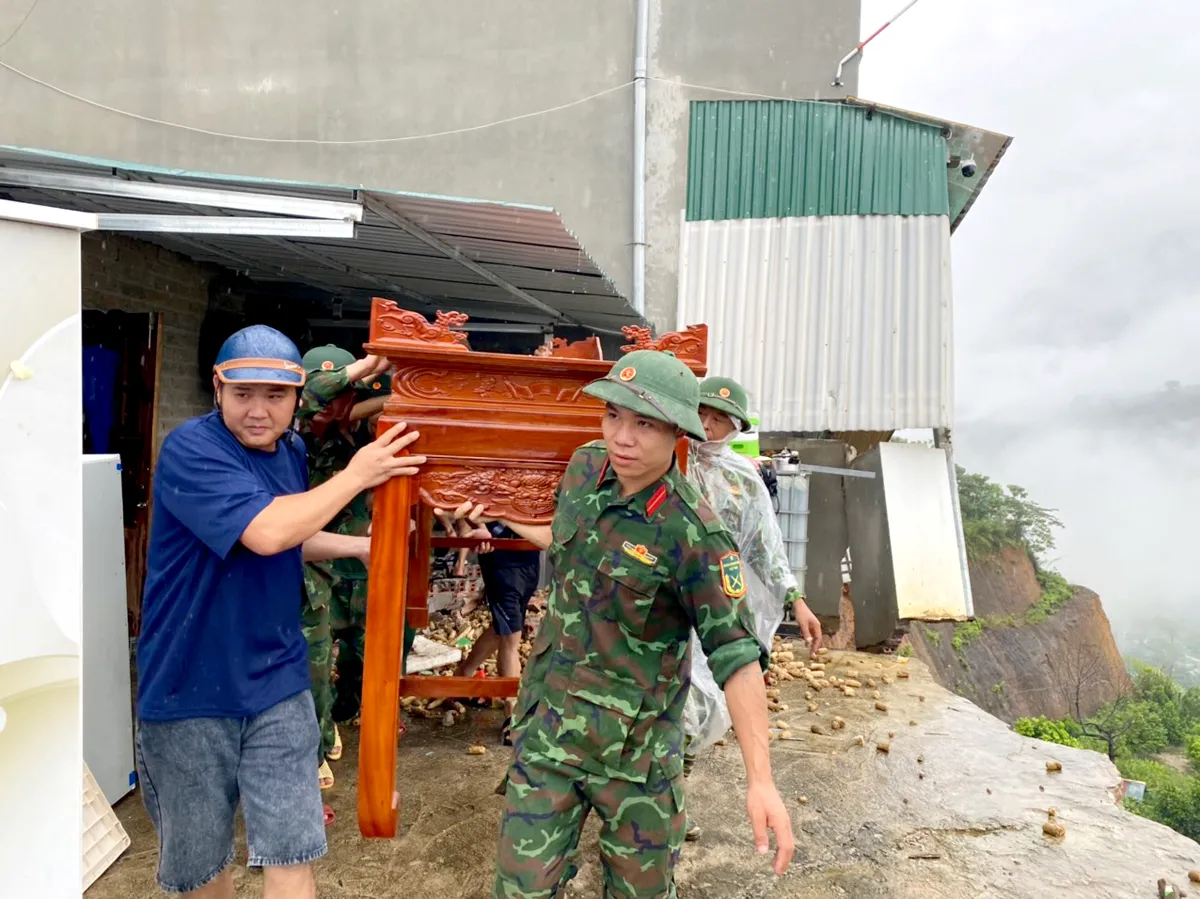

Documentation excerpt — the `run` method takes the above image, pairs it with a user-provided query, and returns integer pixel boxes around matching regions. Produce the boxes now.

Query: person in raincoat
[681,375,824,841]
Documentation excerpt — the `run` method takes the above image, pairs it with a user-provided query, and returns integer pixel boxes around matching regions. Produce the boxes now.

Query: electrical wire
[648,77,811,103]
[0,59,634,145]
[0,54,938,147]
[0,0,40,51]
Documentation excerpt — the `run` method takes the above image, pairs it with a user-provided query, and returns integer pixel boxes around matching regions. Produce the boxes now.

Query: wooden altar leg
[358,473,412,838]
[406,504,433,630]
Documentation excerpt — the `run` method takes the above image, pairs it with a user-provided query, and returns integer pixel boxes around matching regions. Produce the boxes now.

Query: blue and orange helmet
[213,325,306,387]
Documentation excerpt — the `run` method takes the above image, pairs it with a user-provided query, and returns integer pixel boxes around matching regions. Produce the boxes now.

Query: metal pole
[832,0,924,87]
[632,0,650,316]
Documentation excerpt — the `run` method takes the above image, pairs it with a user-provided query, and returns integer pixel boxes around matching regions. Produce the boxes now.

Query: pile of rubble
[398,581,548,722]
[764,635,914,745]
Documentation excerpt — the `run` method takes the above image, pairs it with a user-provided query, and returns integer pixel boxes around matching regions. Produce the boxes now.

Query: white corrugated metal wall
[677,214,954,433]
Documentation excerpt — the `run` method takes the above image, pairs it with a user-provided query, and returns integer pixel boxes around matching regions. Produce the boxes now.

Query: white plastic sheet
[684,437,799,753]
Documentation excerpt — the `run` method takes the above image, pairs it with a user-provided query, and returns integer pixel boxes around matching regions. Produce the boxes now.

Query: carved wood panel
[417,466,560,520]
[392,368,589,406]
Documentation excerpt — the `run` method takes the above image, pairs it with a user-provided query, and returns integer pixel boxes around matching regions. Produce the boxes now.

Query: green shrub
[1026,569,1074,624]
[1014,716,1080,748]
[952,619,985,652]
[1117,701,1171,757]
[1187,733,1200,773]
[1118,758,1200,841]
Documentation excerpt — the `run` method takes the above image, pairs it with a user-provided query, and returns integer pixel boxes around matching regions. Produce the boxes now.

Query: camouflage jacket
[511,442,768,784]
[295,368,372,579]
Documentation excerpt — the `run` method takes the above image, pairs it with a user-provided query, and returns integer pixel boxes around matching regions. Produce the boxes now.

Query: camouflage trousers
[682,733,697,778]
[329,575,368,723]
[494,754,686,899]
[301,564,336,763]
[325,575,418,724]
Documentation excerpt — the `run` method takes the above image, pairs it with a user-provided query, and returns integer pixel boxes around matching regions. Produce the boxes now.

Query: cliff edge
[908,546,1130,722]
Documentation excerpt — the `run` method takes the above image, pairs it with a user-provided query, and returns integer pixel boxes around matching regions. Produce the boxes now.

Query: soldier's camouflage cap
[583,349,707,441]
[301,344,356,374]
[698,376,752,431]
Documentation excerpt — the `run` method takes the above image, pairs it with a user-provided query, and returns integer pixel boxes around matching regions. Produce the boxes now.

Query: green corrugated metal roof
[686,100,950,222]
[842,98,1013,233]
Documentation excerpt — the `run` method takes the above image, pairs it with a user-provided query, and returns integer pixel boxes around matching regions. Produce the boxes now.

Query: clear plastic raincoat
[683,435,800,753]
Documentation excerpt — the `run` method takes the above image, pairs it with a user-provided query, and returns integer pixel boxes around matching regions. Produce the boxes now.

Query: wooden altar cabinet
[358,297,708,837]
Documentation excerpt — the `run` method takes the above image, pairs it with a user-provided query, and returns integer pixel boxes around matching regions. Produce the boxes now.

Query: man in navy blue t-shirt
[135,325,425,898]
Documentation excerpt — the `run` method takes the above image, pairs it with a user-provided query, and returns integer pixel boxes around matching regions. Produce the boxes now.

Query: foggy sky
[859,0,1200,624]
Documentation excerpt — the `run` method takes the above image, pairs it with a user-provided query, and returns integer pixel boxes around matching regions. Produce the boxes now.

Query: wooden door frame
[124,311,164,638]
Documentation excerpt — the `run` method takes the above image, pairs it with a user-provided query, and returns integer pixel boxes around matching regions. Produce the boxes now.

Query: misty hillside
[896,464,1200,847]
[1113,614,1200,689]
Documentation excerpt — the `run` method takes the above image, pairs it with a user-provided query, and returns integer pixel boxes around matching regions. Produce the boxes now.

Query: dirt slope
[907,546,1130,722]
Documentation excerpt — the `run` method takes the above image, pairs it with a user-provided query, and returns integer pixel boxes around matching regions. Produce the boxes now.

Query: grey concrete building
[0,0,860,330]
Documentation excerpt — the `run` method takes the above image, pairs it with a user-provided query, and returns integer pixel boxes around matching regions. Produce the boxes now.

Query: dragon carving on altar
[371,301,470,350]
[620,323,708,368]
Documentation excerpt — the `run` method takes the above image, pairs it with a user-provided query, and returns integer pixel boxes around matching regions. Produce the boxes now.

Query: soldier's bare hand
[346,421,426,489]
[347,354,391,384]
[436,500,494,527]
[793,600,824,653]
[746,781,794,876]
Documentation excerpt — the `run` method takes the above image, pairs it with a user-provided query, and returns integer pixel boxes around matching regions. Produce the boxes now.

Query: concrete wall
[0,0,859,331]
[646,0,859,324]
[843,446,895,648]
[81,234,214,444]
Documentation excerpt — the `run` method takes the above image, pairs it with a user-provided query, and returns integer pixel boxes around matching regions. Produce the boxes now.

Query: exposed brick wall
[81,234,215,445]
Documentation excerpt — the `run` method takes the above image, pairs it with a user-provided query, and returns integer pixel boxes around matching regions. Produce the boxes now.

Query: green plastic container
[730,416,760,458]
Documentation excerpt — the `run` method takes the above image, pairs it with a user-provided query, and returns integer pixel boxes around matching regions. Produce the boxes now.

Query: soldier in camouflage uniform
[296,345,394,789]
[449,351,795,898]
[679,376,825,841]
[693,376,822,642]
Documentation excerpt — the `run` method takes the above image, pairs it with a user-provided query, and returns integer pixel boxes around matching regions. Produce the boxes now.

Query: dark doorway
[83,309,162,637]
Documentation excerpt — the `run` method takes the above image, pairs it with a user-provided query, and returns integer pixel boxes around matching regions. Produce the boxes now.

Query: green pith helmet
[357,371,391,397]
[582,350,706,441]
[698,376,752,431]
[301,344,356,374]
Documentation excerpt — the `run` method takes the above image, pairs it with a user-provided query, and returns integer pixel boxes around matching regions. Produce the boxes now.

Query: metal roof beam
[64,190,367,296]
[0,167,363,221]
[257,236,436,311]
[94,215,356,237]
[148,232,365,297]
[363,194,567,322]
[116,172,435,312]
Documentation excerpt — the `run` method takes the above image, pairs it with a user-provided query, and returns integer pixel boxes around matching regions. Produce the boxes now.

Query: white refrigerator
[82,454,135,806]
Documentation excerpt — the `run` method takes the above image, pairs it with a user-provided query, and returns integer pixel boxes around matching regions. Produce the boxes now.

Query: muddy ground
[86,650,1200,898]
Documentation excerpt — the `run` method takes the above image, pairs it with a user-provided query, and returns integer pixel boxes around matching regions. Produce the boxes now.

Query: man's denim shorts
[135,690,328,893]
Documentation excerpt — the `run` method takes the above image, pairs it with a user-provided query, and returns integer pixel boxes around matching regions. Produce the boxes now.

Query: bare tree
[1045,643,1125,721]
[1079,680,1137,762]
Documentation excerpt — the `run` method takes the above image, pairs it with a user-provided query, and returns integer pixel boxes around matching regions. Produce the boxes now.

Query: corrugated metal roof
[677,214,953,432]
[0,145,637,332]
[842,98,1013,234]
[686,100,950,222]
